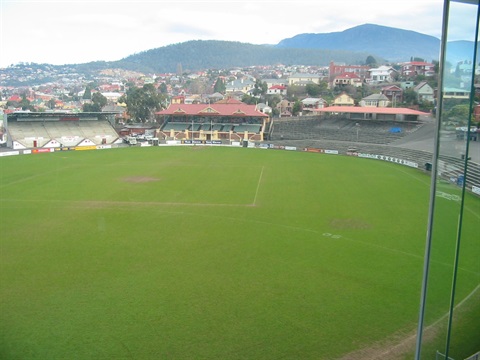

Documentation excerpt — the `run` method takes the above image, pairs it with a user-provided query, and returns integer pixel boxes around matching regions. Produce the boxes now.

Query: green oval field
[0,146,478,359]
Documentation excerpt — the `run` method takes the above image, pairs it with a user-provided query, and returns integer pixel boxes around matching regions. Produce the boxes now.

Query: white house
[367,66,398,83]
[267,85,287,96]
[359,94,390,107]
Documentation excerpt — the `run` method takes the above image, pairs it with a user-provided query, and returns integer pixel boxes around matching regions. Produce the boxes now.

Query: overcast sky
[0,0,473,68]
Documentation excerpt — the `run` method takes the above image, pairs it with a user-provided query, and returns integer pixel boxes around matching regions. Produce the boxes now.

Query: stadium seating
[270,117,423,145]
[7,119,119,148]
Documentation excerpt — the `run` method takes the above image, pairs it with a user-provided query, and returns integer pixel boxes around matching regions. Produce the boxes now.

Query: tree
[252,78,267,97]
[305,83,321,97]
[83,92,107,112]
[365,55,377,67]
[292,100,302,116]
[19,94,35,111]
[213,78,226,94]
[159,82,168,94]
[82,86,92,100]
[403,88,418,106]
[124,84,165,122]
[287,85,306,100]
[47,98,56,110]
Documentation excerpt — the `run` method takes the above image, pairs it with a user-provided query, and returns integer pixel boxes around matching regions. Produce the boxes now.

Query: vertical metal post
[414,1,450,358]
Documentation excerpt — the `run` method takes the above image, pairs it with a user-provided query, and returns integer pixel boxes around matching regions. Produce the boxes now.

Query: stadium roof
[156,103,268,117]
[314,106,430,116]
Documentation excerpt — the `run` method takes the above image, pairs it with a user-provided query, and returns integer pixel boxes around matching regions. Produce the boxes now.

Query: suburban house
[267,85,287,96]
[359,94,390,107]
[264,79,288,88]
[367,66,398,83]
[401,61,435,78]
[413,81,435,102]
[256,103,272,114]
[171,96,185,104]
[276,99,294,117]
[225,78,256,94]
[288,73,321,86]
[301,97,327,114]
[333,92,355,106]
[329,61,370,82]
[381,85,404,104]
[333,72,363,87]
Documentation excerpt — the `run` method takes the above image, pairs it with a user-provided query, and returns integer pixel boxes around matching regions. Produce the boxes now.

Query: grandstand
[269,116,425,144]
[155,99,269,142]
[5,111,120,149]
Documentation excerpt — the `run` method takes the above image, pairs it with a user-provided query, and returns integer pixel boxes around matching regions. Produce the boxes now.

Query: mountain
[276,24,441,62]
[445,40,480,65]
[112,40,374,73]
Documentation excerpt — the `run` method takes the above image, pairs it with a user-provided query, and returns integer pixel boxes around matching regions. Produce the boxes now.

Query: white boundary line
[253,165,265,206]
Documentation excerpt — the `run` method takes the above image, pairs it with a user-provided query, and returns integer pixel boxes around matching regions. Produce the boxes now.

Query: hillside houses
[1,56,443,125]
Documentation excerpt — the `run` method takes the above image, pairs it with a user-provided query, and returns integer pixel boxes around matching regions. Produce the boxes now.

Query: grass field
[0,146,478,359]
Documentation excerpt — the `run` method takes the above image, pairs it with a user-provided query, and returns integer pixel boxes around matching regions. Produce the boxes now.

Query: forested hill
[107,40,376,73]
[276,24,441,62]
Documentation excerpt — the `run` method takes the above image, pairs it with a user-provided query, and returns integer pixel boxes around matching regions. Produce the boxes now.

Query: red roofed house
[401,61,435,78]
[155,99,269,142]
[329,61,370,82]
[267,85,287,96]
[381,85,404,104]
[333,72,363,88]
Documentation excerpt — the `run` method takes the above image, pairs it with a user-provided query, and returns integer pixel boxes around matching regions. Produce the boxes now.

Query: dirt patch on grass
[337,325,440,360]
[121,176,160,183]
[329,218,371,230]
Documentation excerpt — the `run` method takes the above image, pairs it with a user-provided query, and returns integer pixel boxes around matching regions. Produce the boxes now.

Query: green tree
[47,98,56,110]
[19,94,35,111]
[213,78,226,94]
[365,55,377,67]
[292,100,302,116]
[241,94,257,105]
[83,86,92,100]
[159,82,168,94]
[124,84,165,122]
[403,88,418,106]
[83,92,107,112]
[252,78,267,97]
[305,83,321,97]
[287,85,306,100]
[445,104,472,125]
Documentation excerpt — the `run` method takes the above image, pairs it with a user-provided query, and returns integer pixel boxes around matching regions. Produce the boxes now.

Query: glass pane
[418,1,480,359]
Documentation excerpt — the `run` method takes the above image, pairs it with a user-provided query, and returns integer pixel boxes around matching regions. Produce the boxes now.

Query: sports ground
[0,146,478,359]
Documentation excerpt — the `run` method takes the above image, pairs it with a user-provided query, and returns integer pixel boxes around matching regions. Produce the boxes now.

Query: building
[401,61,435,78]
[413,81,435,102]
[333,72,363,87]
[288,73,321,86]
[359,94,390,107]
[332,92,355,106]
[367,66,398,83]
[381,85,404,104]
[155,99,269,142]
[329,61,370,82]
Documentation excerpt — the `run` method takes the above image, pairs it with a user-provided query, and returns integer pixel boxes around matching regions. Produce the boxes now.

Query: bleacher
[6,112,120,148]
[270,117,423,145]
